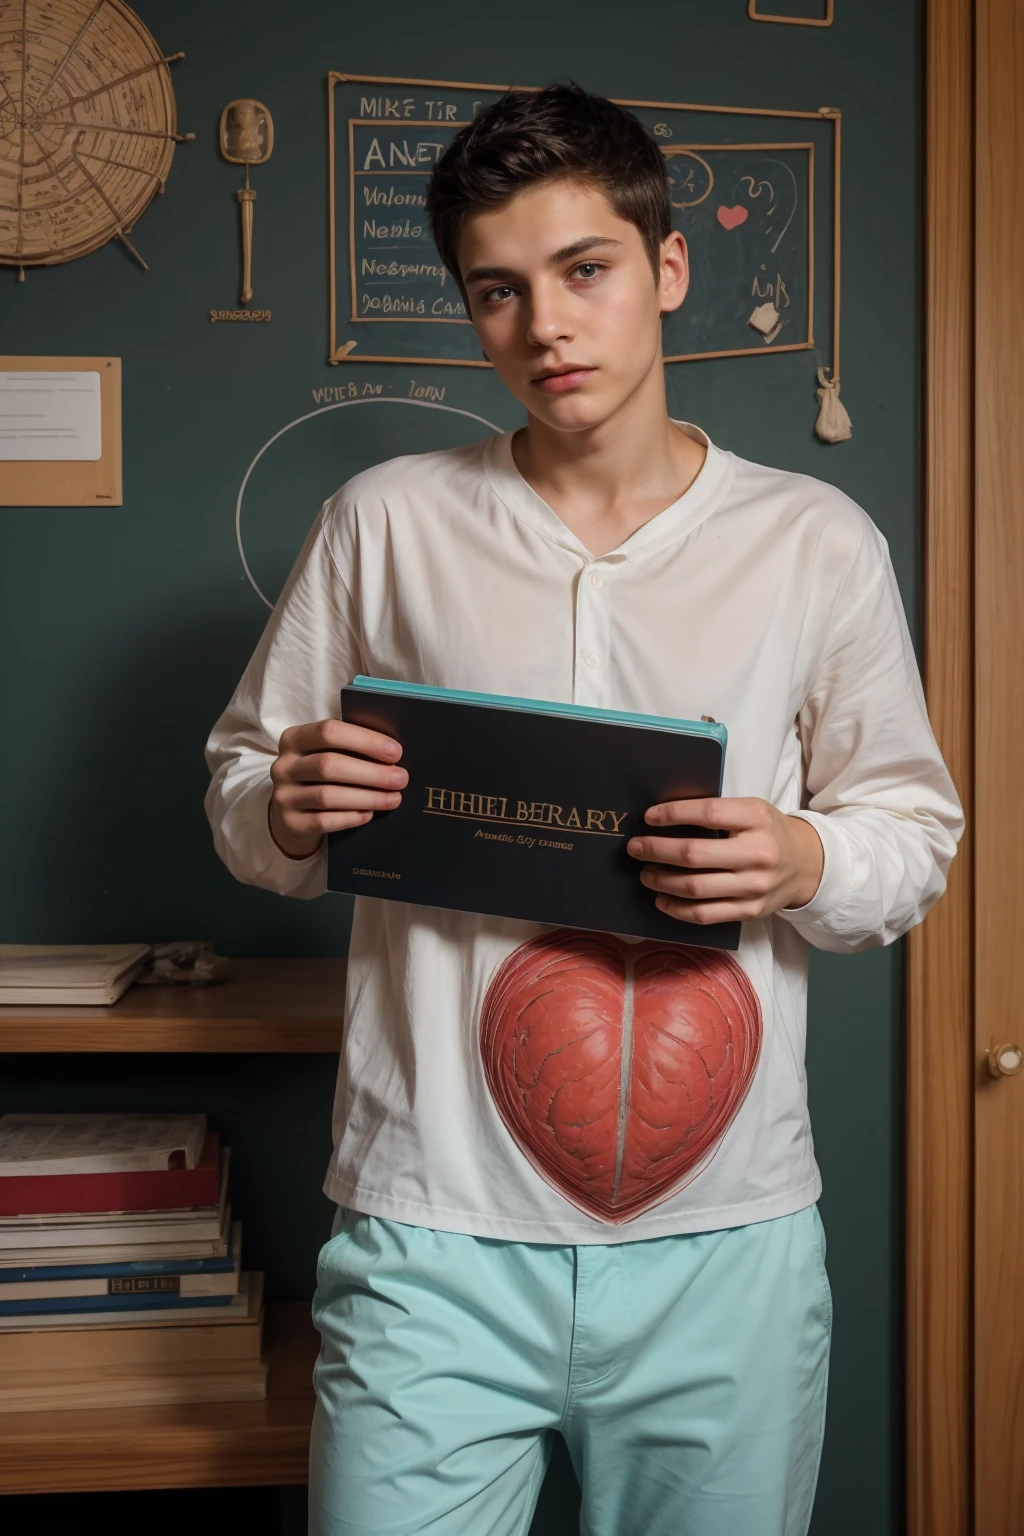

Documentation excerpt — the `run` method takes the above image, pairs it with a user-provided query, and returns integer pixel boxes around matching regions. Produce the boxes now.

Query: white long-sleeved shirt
[205,424,963,1242]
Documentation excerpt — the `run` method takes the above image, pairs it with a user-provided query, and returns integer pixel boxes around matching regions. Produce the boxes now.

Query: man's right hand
[268,718,407,860]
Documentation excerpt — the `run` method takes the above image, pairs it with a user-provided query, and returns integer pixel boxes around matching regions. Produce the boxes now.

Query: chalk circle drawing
[664,149,714,211]
[235,397,503,609]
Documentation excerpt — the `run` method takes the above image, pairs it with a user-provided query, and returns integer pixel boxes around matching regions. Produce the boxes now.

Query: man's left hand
[626,798,825,926]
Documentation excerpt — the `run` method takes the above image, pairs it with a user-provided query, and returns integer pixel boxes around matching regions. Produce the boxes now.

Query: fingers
[639,867,773,905]
[270,802,376,858]
[277,807,376,838]
[272,717,408,797]
[273,781,403,817]
[269,780,401,855]
[270,717,406,860]
[652,895,766,926]
[283,750,408,791]
[640,867,757,898]
[281,717,403,763]
[626,833,752,870]
[633,801,783,926]
[644,796,772,833]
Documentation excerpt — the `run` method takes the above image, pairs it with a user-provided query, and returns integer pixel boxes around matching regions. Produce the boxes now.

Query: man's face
[457,179,688,433]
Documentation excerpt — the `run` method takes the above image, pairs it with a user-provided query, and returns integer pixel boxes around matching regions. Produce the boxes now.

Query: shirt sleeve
[779,530,964,952]
[203,500,363,900]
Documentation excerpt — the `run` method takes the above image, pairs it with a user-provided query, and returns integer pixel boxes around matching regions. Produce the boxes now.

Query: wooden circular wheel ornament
[0,0,193,279]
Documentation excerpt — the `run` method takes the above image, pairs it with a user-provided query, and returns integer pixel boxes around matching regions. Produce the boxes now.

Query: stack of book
[0,1112,266,1411]
[0,943,152,1006]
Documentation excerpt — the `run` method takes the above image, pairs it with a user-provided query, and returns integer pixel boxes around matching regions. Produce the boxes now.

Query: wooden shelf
[0,959,347,1053]
[0,1301,318,1493]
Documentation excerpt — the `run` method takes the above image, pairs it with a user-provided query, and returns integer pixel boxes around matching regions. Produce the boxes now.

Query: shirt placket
[572,555,624,706]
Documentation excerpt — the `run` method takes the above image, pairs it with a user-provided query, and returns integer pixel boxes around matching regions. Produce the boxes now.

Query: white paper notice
[0,371,102,460]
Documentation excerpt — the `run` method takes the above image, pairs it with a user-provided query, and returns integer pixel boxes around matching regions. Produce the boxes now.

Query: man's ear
[658,230,689,315]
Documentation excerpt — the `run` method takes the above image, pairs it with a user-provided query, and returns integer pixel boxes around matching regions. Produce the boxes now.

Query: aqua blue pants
[309,1204,832,1536]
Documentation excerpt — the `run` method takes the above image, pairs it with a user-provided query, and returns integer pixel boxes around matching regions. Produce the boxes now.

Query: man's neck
[510,362,707,558]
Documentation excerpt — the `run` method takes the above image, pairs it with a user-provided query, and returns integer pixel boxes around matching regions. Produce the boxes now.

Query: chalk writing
[350,121,467,325]
[311,381,385,401]
[210,308,271,322]
[309,378,446,404]
[408,379,446,401]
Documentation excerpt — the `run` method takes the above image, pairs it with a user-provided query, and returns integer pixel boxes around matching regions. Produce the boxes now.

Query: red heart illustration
[717,204,749,231]
[480,930,762,1223]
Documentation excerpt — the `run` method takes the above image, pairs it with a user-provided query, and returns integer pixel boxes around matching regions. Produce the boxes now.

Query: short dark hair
[426,83,671,290]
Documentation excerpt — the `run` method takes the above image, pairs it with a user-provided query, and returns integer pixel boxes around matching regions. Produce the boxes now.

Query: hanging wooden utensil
[218,99,274,304]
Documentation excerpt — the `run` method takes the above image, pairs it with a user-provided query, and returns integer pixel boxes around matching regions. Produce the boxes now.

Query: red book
[0,1134,221,1217]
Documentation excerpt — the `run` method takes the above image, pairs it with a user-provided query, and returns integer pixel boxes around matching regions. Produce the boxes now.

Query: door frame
[907,0,974,1531]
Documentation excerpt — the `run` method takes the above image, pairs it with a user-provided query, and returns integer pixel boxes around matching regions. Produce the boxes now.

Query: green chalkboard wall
[0,1,920,1531]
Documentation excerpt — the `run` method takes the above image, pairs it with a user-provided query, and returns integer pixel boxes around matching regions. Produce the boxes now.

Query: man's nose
[524,282,573,349]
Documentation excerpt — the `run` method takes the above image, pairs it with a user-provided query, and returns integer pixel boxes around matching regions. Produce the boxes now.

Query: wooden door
[909,2,1024,1532]
[974,0,1024,1530]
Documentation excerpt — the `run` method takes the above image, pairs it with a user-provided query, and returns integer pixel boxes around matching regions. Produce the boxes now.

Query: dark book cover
[327,678,740,950]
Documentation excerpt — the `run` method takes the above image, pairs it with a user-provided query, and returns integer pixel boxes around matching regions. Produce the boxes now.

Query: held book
[327,677,739,950]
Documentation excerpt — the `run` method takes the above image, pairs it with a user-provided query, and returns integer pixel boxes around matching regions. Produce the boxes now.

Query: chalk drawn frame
[663,140,816,360]
[328,74,842,385]
[748,1,835,26]
[346,125,814,353]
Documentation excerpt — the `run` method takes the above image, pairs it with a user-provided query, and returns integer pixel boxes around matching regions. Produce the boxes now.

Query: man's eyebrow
[549,235,622,265]
[462,235,622,286]
[462,262,518,285]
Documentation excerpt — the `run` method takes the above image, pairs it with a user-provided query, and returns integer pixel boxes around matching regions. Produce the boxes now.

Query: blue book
[0,1247,236,1285]
[327,677,738,949]
[0,1290,234,1318]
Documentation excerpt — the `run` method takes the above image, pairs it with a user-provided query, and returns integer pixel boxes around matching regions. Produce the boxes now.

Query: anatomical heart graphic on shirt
[480,930,763,1223]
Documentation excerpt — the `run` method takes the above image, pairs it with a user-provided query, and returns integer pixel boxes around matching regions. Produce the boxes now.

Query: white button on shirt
[205,423,963,1243]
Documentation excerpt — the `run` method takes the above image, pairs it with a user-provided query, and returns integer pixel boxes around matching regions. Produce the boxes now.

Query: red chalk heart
[717,204,749,231]
[480,930,762,1224]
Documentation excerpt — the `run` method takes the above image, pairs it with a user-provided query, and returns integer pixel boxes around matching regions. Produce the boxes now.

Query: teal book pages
[328,677,739,949]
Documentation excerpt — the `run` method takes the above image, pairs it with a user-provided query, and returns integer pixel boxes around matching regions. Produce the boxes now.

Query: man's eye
[573,262,603,281]
[483,285,515,305]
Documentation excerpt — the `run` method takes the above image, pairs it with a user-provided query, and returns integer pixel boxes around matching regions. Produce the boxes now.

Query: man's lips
[531,366,596,394]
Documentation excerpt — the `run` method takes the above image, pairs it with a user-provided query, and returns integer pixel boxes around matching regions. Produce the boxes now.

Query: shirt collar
[482,420,734,562]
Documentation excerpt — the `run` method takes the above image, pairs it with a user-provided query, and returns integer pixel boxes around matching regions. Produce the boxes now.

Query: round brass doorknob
[987,1044,1024,1078]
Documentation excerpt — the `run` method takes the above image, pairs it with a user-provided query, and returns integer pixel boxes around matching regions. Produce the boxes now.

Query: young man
[206,85,962,1536]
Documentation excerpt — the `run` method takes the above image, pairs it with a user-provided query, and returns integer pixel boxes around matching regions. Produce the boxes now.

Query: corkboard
[0,356,122,507]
